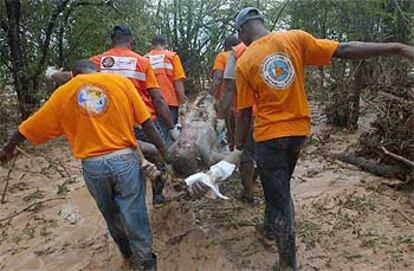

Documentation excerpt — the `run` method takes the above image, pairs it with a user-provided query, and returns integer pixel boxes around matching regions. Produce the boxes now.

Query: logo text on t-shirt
[261,53,295,90]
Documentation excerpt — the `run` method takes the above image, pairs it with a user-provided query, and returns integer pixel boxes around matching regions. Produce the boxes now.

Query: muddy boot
[130,253,157,271]
[152,176,166,205]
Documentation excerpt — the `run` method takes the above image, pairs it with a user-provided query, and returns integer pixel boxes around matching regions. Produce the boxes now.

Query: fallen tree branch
[0,197,66,222]
[1,155,17,204]
[381,146,414,168]
[335,153,402,178]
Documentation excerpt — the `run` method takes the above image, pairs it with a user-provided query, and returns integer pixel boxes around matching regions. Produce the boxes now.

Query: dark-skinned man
[216,42,261,205]
[145,35,187,137]
[0,60,168,271]
[233,7,414,271]
[208,35,241,142]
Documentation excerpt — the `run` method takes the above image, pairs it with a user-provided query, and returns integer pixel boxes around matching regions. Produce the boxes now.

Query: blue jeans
[256,136,306,270]
[82,151,152,261]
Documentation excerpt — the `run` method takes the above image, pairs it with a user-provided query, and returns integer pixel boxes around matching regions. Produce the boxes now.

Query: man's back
[19,73,150,158]
[90,48,159,117]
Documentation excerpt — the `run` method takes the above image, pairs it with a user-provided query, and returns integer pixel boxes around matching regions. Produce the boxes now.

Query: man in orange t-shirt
[207,35,241,99]
[145,35,187,126]
[234,7,414,270]
[0,60,168,270]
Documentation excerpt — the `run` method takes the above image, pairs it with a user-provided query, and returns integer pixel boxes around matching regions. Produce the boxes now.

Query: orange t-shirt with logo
[146,49,186,107]
[90,48,159,117]
[19,73,151,159]
[212,51,229,99]
[236,30,339,142]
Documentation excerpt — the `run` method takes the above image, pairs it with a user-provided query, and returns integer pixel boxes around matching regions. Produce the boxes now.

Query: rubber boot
[152,175,166,205]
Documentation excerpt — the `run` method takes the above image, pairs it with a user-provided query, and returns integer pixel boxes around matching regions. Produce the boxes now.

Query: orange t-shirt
[236,30,339,142]
[146,49,186,107]
[212,51,229,99]
[90,48,159,117]
[19,73,151,159]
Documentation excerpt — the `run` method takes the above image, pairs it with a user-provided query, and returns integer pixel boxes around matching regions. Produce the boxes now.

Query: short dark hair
[111,25,133,45]
[151,35,168,47]
[72,59,97,76]
[224,35,241,50]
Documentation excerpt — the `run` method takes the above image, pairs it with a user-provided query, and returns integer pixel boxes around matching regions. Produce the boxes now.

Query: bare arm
[333,42,414,60]
[217,79,235,119]
[235,107,252,150]
[208,70,224,96]
[141,119,168,159]
[174,79,186,104]
[50,71,72,86]
[147,88,174,129]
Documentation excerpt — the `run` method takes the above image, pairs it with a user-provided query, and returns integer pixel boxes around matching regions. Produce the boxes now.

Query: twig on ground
[396,209,414,225]
[380,146,414,168]
[16,146,71,177]
[0,197,66,222]
[1,155,17,204]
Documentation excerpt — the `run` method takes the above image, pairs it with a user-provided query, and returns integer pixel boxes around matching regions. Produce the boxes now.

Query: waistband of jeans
[82,148,135,162]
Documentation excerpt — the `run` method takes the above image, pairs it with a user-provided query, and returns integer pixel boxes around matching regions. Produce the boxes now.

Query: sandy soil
[0,103,413,271]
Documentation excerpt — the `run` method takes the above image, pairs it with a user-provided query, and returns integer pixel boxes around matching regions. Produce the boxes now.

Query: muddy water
[1,104,413,270]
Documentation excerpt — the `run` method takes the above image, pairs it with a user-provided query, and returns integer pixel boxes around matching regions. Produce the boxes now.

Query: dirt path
[1,104,413,271]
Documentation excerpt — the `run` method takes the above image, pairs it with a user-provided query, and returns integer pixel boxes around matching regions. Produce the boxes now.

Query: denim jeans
[82,151,153,261]
[135,119,173,147]
[256,136,306,270]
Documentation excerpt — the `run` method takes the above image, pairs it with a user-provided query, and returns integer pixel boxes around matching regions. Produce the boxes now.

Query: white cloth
[184,161,236,200]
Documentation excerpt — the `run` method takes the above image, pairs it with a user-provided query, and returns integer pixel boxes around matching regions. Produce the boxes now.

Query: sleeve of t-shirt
[172,54,186,80]
[223,51,236,80]
[296,30,339,66]
[124,79,151,124]
[18,93,63,145]
[89,55,101,68]
[236,64,255,110]
[212,53,226,72]
[144,64,160,90]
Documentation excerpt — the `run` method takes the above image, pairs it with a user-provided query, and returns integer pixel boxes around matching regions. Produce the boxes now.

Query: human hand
[216,118,226,133]
[191,181,209,197]
[141,159,161,180]
[45,66,63,79]
[0,149,14,166]
[169,125,181,141]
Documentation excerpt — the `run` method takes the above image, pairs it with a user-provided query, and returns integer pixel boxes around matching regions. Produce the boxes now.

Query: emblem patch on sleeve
[77,84,109,116]
[261,53,295,90]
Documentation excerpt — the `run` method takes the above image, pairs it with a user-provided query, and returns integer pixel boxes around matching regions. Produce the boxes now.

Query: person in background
[234,7,414,270]
[216,42,260,207]
[146,35,187,132]
[0,60,169,271]
[208,35,241,143]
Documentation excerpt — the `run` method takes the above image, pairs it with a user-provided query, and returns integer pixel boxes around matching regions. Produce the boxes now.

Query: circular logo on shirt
[101,56,115,68]
[261,53,295,90]
[77,84,109,116]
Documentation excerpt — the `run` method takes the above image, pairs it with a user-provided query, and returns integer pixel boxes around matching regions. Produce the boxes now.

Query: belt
[82,148,135,162]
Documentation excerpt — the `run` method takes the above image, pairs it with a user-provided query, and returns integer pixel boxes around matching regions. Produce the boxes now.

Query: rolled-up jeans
[255,136,306,270]
[81,149,153,261]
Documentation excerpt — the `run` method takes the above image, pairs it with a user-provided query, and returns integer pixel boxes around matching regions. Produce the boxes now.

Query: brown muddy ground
[0,103,413,271]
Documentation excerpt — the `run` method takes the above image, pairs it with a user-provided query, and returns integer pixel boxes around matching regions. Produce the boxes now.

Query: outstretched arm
[333,42,414,60]
[141,119,168,160]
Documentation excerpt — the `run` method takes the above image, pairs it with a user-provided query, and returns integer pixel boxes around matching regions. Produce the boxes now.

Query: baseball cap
[111,25,133,39]
[235,7,264,29]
